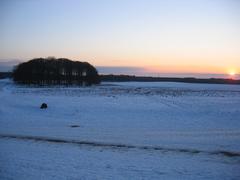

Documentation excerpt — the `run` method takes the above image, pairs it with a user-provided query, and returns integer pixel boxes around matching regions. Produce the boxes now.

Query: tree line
[13,57,100,85]
[100,75,240,84]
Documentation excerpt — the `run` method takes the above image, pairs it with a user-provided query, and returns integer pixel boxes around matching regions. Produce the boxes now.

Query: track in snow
[1,134,240,158]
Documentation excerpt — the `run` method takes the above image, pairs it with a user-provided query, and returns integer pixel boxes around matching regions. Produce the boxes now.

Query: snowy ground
[0,79,240,179]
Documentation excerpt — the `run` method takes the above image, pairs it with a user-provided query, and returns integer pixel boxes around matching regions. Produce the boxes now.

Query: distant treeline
[100,75,240,85]
[12,57,100,85]
[0,72,12,79]
[2,71,239,85]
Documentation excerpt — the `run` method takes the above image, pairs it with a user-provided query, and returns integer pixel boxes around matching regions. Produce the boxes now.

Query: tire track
[1,134,240,158]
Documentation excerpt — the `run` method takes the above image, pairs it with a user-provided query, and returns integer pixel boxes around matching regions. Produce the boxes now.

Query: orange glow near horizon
[86,52,240,75]
[96,62,237,75]
[143,65,223,74]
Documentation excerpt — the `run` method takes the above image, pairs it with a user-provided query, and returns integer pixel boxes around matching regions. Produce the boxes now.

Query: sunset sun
[229,70,236,76]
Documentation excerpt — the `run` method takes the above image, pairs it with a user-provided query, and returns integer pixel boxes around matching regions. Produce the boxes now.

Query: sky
[0,0,240,77]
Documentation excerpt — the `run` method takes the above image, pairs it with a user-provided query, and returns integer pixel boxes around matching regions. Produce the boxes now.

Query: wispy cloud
[0,59,22,72]
[97,66,145,76]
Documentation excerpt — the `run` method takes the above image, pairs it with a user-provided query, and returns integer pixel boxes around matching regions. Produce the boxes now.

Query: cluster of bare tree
[13,57,100,85]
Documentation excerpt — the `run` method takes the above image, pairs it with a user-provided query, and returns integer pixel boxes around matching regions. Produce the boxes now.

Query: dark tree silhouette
[13,57,100,85]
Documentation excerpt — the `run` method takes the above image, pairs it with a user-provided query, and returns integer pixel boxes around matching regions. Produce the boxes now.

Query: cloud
[0,60,22,72]
[96,66,146,76]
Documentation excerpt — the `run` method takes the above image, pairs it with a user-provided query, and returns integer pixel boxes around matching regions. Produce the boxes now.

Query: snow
[1,138,240,180]
[0,79,240,179]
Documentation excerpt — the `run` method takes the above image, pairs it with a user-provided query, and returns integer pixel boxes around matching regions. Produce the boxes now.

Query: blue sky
[0,0,240,77]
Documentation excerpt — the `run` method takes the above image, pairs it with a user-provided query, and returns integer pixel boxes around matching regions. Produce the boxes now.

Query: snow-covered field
[0,79,240,179]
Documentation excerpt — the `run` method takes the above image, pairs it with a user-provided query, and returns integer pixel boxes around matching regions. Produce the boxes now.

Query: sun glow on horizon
[226,69,240,79]
[228,69,237,76]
